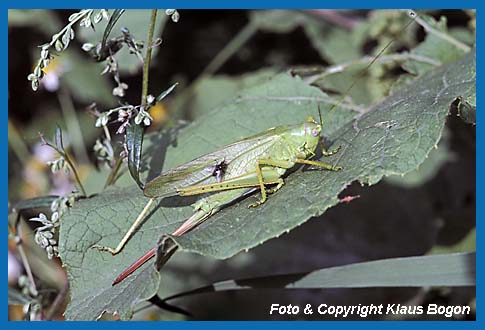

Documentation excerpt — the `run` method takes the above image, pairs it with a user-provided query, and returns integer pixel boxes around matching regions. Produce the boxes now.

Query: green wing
[144,155,223,198]
[144,126,281,198]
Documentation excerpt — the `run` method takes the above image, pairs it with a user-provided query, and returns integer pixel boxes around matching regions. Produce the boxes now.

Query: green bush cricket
[94,111,342,284]
[92,10,418,285]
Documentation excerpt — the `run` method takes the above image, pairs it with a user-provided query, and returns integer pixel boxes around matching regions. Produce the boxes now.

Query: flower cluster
[29,213,60,259]
[93,138,114,166]
[27,9,110,91]
[18,275,41,320]
[47,157,69,174]
[29,194,78,260]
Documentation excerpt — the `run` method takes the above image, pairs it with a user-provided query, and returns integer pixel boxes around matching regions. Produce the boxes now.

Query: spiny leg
[265,178,284,194]
[252,160,267,208]
[91,198,156,255]
[178,168,282,197]
[295,158,342,171]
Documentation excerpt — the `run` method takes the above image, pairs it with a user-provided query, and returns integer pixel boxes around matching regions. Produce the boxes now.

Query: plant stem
[57,87,89,165]
[177,21,259,116]
[103,156,123,188]
[40,132,87,197]
[64,155,87,196]
[303,52,442,85]
[45,280,69,320]
[200,21,258,77]
[141,9,158,106]
[414,15,471,52]
[13,215,38,297]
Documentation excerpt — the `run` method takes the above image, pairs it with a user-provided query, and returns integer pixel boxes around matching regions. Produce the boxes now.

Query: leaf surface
[161,252,476,301]
[59,50,475,319]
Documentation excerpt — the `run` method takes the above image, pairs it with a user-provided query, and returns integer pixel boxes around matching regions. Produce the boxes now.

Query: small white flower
[165,9,180,22]
[30,210,63,260]
[118,108,132,122]
[34,231,49,249]
[93,138,114,164]
[146,94,155,105]
[51,211,59,223]
[30,213,48,224]
[82,43,95,52]
[100,9,110,21]
[113,82,128,97]
[134,109,153,126]
[95,112,110,127]
[171,11,180,22]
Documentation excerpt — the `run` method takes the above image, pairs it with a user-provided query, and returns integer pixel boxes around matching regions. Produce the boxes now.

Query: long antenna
[322,10,417,125]
[318,103,323,125]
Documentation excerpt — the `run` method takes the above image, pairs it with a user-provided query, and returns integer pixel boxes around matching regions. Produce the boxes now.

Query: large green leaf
[160,252,476,301]
[59,50,475,319]
[173,68,278,120]
[385,128,450,188]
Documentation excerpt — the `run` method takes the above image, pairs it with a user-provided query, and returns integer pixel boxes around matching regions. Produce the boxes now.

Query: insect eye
[312,129,319,137]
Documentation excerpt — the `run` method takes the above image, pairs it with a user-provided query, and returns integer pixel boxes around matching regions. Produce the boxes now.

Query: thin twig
[40,133,87,196]
[63,155,87,196]
[413,15,471,52]
[177,21,259,115]
[201,22,258,77]
[102,124,111,141]
[45,280,69,320]
[101,11,159,189]
[14,215,38,297]
[57,86,90,164]
[104,156,123,188]
[302,52,442,85]
[141,9,158,106]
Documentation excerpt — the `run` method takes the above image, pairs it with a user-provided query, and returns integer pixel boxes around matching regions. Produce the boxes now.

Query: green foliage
[161,252,476,301]
[59,50,475,319]
[174,69,278,119]
[402,15,469,75]
[385,128,450,188]
[9,9,475,321]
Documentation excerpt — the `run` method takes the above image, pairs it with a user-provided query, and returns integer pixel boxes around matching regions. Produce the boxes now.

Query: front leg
[265,178,285,194]
[321,145,341,157]
[295,158,342,171]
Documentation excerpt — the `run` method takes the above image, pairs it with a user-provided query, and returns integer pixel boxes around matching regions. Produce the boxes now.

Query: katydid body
[93,117,342,284]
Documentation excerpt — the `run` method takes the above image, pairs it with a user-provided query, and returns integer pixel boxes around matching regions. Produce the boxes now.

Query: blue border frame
[4,0,480,327]
[4,0,480,9]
